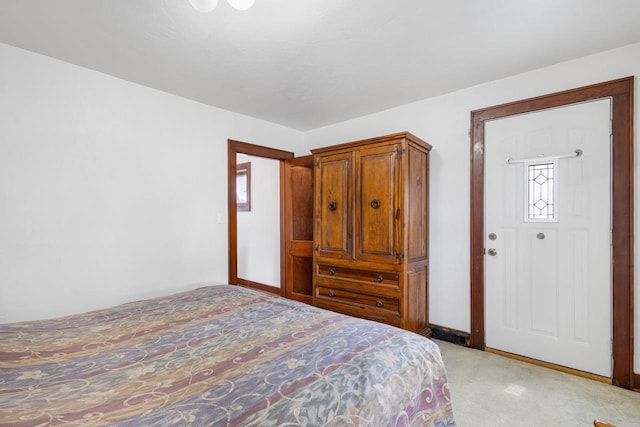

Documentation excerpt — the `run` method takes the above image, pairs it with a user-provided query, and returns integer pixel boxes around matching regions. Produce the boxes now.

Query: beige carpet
[434,340,640,426]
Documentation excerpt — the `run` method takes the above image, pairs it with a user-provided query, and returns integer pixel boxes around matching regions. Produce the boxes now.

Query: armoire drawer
[317,264,399,287]
[315,285,399,314]
[314,287,400,327]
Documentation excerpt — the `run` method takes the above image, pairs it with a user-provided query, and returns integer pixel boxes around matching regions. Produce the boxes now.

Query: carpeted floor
[434,339,640,426]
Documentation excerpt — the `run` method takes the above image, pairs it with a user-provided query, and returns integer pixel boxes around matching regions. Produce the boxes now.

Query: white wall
[0,42,303,323]
[237,154,281,288]
[302,42,640,373]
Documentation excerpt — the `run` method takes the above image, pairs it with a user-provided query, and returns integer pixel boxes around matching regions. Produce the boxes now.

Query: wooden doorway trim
[469,77,634,389]
[228,139,294,295]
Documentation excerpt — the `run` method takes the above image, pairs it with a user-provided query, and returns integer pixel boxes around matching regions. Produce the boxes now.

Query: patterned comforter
[0,285,455,426]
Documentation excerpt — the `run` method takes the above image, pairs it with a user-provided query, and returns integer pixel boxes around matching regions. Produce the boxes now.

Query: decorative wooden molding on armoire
[312,132,432,336]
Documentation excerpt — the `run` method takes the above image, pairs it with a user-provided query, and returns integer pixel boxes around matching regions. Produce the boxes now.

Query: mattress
[0,285,455,426]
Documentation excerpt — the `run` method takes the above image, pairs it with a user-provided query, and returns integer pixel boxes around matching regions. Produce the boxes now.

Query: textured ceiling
[1,0,639,130]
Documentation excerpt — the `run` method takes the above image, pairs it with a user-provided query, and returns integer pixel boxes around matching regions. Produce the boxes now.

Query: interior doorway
[469,77,634,389]
[228,139,293,295]
[236,153,281,289]
[227,140,314,304]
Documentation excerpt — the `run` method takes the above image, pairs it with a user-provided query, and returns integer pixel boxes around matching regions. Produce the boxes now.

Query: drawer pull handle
[376,301,383,308]
[370,199,381,209]
[329,269,335,276]
[328,290,335,297]
[374,275,383,283]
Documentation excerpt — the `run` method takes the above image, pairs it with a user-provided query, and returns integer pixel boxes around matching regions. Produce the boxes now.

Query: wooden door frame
[469,77,635,389]
[228,139,294,295]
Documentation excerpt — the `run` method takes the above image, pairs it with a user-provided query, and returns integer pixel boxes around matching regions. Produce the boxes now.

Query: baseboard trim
[429,324,470,346]
[486,347,612,385]
[235,279,282,296]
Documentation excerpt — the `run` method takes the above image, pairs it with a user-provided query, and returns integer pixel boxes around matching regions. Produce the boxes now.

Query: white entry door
[484,99,612,377]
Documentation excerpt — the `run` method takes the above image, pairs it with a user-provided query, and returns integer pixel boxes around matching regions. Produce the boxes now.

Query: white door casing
[484,99,612,377]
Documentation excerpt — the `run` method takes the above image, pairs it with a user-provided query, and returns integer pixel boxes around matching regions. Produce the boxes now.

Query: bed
[0,285,455,426]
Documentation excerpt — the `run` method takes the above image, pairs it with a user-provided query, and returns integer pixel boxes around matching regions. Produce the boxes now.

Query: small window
[236,162,251,212]
[526,161,556,221]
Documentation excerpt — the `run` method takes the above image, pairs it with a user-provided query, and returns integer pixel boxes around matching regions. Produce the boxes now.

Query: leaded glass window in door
[526,161,557,221]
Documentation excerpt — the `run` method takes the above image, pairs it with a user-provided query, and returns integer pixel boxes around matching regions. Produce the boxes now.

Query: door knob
[487,248,497,256]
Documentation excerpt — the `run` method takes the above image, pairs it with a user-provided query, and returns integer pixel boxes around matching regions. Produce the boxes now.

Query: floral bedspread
[0,285,455,426]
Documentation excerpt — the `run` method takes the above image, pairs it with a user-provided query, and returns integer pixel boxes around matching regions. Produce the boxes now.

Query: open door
[228,139,314,302]
[283,156,314,304]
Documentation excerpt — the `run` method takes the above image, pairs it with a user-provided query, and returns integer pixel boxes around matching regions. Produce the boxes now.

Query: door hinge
[610,119,613,136]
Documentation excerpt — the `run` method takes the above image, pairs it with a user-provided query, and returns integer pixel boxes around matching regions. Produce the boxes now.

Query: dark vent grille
[430,325,469,346]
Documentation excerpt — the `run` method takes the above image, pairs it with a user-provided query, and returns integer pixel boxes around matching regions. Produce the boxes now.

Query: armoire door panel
[355,144,399,264]
[315,152,352,259]
[407,145,428,262]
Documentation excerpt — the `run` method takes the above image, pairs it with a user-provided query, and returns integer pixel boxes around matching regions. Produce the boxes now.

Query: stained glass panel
[527,162,555,220]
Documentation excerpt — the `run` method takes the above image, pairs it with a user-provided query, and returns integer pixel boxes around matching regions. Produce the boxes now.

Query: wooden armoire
[311,132,432,336]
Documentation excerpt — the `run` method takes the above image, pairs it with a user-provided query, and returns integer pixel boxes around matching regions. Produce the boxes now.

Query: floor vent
[430,324,469,346]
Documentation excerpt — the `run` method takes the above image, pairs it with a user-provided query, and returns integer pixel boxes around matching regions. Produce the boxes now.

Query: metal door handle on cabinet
[328,201,337,211]
[370,199,380,209]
